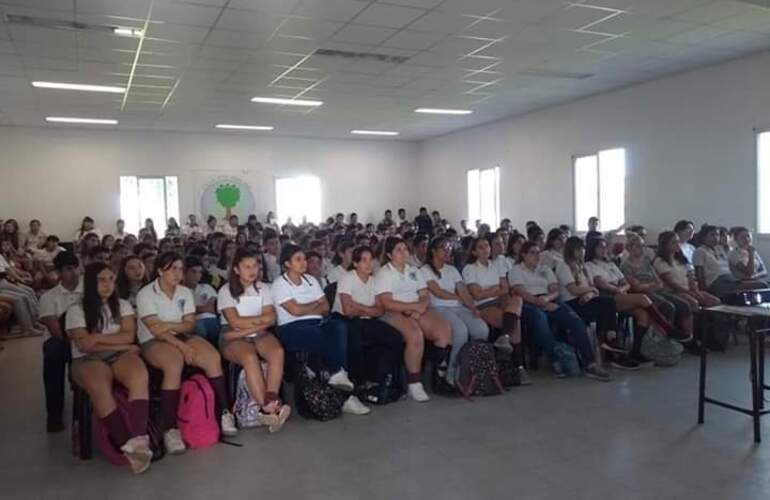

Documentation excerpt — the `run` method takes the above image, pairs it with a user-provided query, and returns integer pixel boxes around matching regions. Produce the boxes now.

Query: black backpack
[495,354,518,388]
[455,340,504,398]
[294,365,347,421]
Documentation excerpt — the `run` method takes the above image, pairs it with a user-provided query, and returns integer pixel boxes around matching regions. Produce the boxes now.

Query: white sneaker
[407,382,430,402]
[342,395,371,415]
[220,410,238,437]
[328,369,354,392]
[493,334,514,353]
[121,435,153,474]
[163,428,186,455]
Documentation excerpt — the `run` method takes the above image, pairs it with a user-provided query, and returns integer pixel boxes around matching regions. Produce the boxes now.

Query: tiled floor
[1,336,769,500]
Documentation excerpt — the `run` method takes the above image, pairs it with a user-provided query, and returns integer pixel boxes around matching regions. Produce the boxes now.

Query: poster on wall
[193,170,272,221]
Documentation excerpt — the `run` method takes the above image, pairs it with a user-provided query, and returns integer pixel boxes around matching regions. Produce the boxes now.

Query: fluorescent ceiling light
[45,117,118,125]
[32,81,126,94]
[215,124,274,131]
[113,27,144,37]
[414,108,472,115]
[350,130,399,136]
[251,96,323,107]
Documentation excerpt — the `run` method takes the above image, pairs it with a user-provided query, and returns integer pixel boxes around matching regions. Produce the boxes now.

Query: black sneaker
[611,357,642,371]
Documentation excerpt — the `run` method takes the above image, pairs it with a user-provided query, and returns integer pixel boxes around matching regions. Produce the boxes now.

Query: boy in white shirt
[183,256,220,345]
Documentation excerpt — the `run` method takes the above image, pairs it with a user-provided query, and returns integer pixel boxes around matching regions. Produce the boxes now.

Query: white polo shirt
[493,254,511,277]
[374,262,426,303]
[728,248,767,280]
[65,299,134,359]
[554,261,590,302]
[0,254,8,274]
[693,246,731,287]
[508,263,557,296]
[420,264,462,308]
[217,282,273,336]
[333,270,377,314]
[586,260,625,286]
[540,249,564,270]
[39,281,83,342]
[462,260,504,305]
[136,280,196,344]
[653,257,690,291]
[326,265,347,285]
[192,283,218,320]
[264,254,281,283]
[271,274,324,326]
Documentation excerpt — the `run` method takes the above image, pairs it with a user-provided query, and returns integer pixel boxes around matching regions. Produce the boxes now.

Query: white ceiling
[0,0,769,140]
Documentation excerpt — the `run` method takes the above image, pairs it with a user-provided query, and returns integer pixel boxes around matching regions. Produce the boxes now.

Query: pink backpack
[177,374,220,449]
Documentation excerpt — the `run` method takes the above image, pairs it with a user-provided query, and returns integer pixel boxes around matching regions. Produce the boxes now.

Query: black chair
[323,282,338,309]
[70,382,93,460]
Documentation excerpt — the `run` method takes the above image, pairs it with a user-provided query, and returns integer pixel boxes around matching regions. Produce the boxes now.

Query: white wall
[0,127,417,238]
[417,50,770,251]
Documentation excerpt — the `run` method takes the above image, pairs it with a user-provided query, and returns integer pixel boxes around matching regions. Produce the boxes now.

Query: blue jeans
[521,302,595,365]
[277,318,349,372]
[194,317,221,346]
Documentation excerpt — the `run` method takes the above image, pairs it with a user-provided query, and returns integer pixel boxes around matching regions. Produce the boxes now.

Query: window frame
[572,147,626,232]
[119,175,178,236]
[274,174,322,226]
[757,129,770,235]
[466,166,500,230]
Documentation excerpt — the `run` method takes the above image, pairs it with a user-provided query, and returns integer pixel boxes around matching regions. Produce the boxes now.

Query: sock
[160,389,180,432]
[265,391,279,405]
[126,399,149,438]
[208,376,229,417]
[407,372,421,384]
[502,312,519,336]
[511,344,524,368]
[101,409,131,448]
[646,306,673,332]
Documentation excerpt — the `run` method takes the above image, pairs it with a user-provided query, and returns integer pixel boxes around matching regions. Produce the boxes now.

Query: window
[758,131,770,233]
[467,167,500,229]
[573,148,626,232]
[275,175,321,225]
[120,176,179,236]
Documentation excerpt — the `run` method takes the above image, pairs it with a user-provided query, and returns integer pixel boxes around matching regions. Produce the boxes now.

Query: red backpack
[177,374,219,449]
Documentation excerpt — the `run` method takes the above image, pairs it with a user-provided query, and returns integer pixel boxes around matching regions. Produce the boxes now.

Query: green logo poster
[199,177,256,219]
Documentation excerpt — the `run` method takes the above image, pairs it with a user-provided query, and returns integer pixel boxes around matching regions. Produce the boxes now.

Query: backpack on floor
[640,327,683,366]
[454,340,504,398]
[495,353,518,388]
[94,387,164,466]
[553,341,581,376]
[233,363,270,429]
[294,365,347,421]
[177,374,220,449]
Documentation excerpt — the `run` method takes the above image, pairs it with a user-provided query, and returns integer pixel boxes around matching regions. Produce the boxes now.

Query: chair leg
[71,386,93,460]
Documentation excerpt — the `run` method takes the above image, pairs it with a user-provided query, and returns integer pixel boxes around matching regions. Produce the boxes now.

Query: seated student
[421,237,501,384]
[262,230,281,283]
[653,231,720,308]
[488,232,510,278]
[114,219,130,240]
[271,244,355,391]
[87,245,111,266]
[65,262,152,474]
[218,248,292,430]
[510,242,610,381]
[74,216,101,244]
[374,236,453,401]
[621,234,694,342]
[116,255,148,308]
[626,225,656,261]
[408,233,429,268]
[309,239,333,276]
[674,220,696,266]
[541,228,566,271]
[505,232,526,269]
[0,241,41,336]
[211,240,237,288]
[461,237,522,353]
[102,234,116,251]
[305,251,329,289]
[166,217,182,238]
[30,235,65,271]
[332,246,404,412]
[182,256,220,346]
[38,252,82,432]
[728,227,768,284]
[585,216,602,242]
[137,252,237,453]
[693,225,766,295]
[326,239,354,285]
[23,219,47,250]
[78,233,100,266]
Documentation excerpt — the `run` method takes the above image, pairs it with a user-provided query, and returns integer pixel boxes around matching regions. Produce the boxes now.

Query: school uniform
[693,246,738,295]
[653,257,691,293]
[135,280,196,345]
[585,259,626,287]
[680,242,696,266]
[374,262,427,325]
[728,248,768,282]
[264,254,281,283]
[65,299,135,364]
[420,264,488,380]
[22,231,47,250]
[30,246,65,269]
[39,280,83,428]
[222,224,238,239]
[540,249,564,271]
[326,265,347,285]
[0,254,39,322]
[217,282,272,345]
[554,261,618,336]
[462,260,504,307]
[192,283,220,344]
[620,257,692,324]
[271,273,348,372]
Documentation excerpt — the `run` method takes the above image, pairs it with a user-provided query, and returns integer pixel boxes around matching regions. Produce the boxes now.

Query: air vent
[313,48,410,65]
[6,14,123,35]
[735,0,770,8]
[518,69,594,80]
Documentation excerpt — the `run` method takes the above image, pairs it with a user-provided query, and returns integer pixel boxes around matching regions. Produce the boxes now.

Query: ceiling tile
[353,3,427,29]
[332,24,398,45]
[382,29,447,50]
[293,0,370,23]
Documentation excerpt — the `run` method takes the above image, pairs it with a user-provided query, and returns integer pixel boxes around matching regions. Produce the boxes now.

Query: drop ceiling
[0,0,769,140]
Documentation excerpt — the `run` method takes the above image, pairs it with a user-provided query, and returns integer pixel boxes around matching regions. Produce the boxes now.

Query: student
[143,219,158,245]
[422,237,497,384]
[309,239,333,276]
[30,235,65,270]
[183,256,220,346]
[527,226,546,248]
[654,231,720,308]
[271,244,355,393]
[541,228,566,270]
[621,234,694,342]
[74,216,101,243]
[381,210,395,230]
[0,243,40,336]
[2,219,22,254]
[223,215,239,239]
[213,240,237,285]
[414,207,434,235]
[488,232,510,278]
[674,220,696,266]
[586,216,602,241]
[265,211,279,233]
[327,240,354,285]
[87,245,111,266]
[101,234,116,251]
[137,252,236,452]
[505,232,526,268]
[459,220,473,237]
[38,252,82,432]
[78,233,100,265]
[693,225,766,295]
[218,249,292,430]
[184,214,203,237]
[23,219,46,250]
[263,230,281,283]
[510,241,610,381]
[559,224,572,238]
[204,215,219,236]
[333,245,403,409]
[306,251,329,289]
[114,219,129,239]
[462,237,522,354]
[396,208,408,229]
[728,227,767,283]
[408,233,429,268]
[110,243,129,273]
[166,218,181,238]
[65,262,152,474]
[375,236,453,401]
